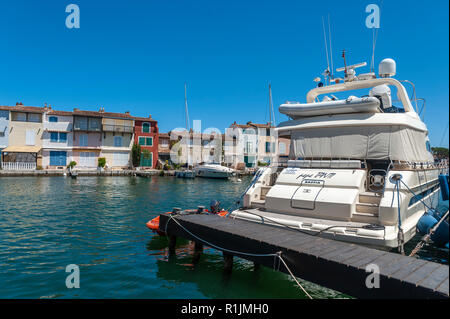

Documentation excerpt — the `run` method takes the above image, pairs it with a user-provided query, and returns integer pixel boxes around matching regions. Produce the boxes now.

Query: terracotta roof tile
[0,105,46,113]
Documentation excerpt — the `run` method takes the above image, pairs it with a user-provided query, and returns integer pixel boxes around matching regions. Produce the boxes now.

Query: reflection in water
[0,176,447,298]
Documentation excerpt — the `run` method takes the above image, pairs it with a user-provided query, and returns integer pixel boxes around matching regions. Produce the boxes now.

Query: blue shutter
[59,132,67,142]
[50,132,58,142]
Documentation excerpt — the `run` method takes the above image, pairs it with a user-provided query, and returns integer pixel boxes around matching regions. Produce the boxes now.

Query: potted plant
[97,157,106,172]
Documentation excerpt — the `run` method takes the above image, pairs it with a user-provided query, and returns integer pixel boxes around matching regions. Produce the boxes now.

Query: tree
[131,143,142,167]
[432,147,449,159]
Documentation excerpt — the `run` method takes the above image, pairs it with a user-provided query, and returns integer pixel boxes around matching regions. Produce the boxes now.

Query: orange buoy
[146,210,228,236]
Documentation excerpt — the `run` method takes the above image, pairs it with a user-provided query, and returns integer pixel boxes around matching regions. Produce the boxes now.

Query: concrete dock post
[192,241,203,264]
[223,252,233,273]
[168,235,177,255]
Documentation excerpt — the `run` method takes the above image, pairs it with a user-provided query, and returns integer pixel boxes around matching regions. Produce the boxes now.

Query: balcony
[44,122,72,132]
[102,124,134,133]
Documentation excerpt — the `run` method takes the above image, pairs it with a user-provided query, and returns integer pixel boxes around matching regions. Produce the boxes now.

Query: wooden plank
[418,265,450,291]
[436,277,449,296]
[345,249,387,268]
[159,213,448,299]
[389,259,428,280]
[383,257,416,278]
[365,252,404,273]
[329,246,368,264]
[320,244,361,261]
[403,262,442,286]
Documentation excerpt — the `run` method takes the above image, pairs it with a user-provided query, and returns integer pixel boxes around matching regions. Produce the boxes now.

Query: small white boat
[195,164,234,179]
[279,96,381,118]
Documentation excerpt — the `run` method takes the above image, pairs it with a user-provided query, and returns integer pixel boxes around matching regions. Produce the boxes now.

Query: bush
[257,161,269,167]
[131,143,141,167]
[67,161,77,169]
[98,157,106,168]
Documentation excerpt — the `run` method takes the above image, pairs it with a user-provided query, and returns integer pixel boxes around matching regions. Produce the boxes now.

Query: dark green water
[0,176,447,299]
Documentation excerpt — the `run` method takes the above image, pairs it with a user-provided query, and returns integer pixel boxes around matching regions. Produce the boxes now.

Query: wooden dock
[159,213,449,299]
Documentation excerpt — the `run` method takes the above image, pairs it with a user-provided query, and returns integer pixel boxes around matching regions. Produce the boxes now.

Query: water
[0,176,447,299]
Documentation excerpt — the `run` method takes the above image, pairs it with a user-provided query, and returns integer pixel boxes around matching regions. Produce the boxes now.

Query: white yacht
[195,164,235,179]
[230,58,440,249]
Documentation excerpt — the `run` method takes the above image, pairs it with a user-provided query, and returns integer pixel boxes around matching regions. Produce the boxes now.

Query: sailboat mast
[269,83,272,126]
[184,82,190,131]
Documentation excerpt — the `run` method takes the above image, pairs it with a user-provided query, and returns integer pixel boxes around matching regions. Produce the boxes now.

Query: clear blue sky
[0,0,448,147]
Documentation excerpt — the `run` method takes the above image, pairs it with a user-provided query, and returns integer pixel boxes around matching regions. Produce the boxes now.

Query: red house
[133,115,159,168]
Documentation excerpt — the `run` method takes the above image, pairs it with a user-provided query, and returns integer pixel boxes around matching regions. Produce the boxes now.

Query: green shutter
[138,137,145,145]
[146,137,153,146]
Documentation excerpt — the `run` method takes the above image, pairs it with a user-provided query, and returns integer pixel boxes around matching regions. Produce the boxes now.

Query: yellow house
[100,111,134,168]
[1,104,45,170]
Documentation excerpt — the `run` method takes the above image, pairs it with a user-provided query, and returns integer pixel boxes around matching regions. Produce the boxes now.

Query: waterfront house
[100,110,134,168]
[228,121,277,167]
[133,116,158,168]
[158,132,171,164]
[42,108,74,168]
[72,109,102,168]
[1,104,45,170]
[0,106,11,166]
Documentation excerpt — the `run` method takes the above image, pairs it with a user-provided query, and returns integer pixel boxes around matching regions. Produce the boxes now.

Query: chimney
[125,111,130,115]
[148,114,152,118]
[74,108,79,111]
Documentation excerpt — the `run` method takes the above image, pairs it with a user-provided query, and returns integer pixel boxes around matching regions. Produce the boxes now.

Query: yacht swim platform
[159,212,449,299]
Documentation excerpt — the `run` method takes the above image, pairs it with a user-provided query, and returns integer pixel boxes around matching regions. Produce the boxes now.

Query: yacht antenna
[342,50,347,77]
[328,14,334,78]
[322,16,330,84]
[269,83,276,126]
[370,0,383,73]
[184,82,190,131]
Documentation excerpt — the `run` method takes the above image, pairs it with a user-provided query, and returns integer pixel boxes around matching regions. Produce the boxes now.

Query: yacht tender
[230,58,440,249]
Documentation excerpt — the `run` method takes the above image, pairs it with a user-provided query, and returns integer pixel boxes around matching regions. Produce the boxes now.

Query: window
[90,118,99,130]
[79,134,88,147]
[50,132,59,142]
[114,136,122,147]
[13,112,27,122]
[142,123,150,133]
[138,136,152,146]
[59,132,67,142]
[160,139,169,147]
[76,117,88,130]
[279,142,286,154]
[265,142,271,153]
[28,113,41,123]
[49,116,58,123]
[26,130,35,145]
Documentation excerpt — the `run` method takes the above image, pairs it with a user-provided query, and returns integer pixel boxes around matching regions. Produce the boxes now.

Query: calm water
[0,176,447,299]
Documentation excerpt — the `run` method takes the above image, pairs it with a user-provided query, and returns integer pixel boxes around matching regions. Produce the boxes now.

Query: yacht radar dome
[379,58,396,78]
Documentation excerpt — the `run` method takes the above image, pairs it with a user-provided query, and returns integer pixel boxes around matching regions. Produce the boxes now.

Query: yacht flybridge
[230,58,440,249]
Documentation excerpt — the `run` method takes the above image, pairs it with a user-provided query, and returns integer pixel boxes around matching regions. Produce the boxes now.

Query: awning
[2,146,41,153]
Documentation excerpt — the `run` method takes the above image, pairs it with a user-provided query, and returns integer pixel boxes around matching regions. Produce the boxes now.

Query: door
[79,152,96,167]
[140,152,153,167]
[113,152,129,166]
[291,179,324,210]
[50,151,67,166]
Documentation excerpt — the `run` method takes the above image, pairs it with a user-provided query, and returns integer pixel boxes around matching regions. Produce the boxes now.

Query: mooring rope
[165,213,313,299]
